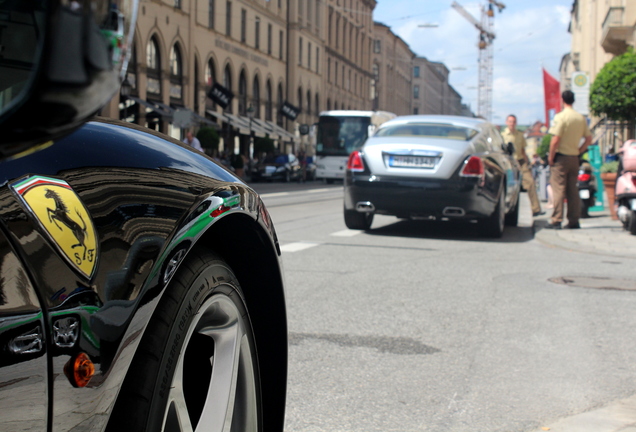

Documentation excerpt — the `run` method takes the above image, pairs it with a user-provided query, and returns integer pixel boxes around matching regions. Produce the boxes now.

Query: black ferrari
[0,119,288,431]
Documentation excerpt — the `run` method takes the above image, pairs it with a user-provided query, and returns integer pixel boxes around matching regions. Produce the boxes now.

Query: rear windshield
[375,123,478,141]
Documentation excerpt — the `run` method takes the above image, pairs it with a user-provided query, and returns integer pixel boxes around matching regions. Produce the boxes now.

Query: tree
[589,48,636,139]
[254,136,275,156]
[537,133,552,161]
[196,127,220,154]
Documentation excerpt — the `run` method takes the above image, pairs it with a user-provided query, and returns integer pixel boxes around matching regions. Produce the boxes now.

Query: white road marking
[307,188,337,193]
[280,242,320,252]
[260,192,290,198]
[330,229,361,237]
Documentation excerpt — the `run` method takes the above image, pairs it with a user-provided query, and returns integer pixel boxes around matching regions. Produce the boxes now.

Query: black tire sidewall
[146,254,260,431]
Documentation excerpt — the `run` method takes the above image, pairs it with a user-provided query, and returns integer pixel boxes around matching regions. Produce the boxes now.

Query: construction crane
[451,1,505,121]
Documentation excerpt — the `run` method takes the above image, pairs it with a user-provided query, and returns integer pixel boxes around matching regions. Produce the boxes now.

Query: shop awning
[205,110,269,138]
[264,120,297,141]
[128,97,173,119]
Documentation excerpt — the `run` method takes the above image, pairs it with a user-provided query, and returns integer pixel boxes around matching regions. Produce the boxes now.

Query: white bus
[315,110,396,183]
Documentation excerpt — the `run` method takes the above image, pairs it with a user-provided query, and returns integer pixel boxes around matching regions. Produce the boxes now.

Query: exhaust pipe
[442,207,465,217]
[356,202,375,213]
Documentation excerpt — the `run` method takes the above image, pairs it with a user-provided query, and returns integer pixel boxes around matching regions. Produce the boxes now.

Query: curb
[532,208,636,260]
[528,393,636,432]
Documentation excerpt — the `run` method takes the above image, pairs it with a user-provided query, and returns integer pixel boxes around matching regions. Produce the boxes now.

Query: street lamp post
[120,77,132,122]
[247,105,255,161]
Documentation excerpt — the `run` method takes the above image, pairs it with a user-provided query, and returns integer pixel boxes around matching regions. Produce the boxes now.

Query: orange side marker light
[64,352,95,388]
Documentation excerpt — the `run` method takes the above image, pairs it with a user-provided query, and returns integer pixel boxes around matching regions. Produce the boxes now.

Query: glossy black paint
[0,118,287,431]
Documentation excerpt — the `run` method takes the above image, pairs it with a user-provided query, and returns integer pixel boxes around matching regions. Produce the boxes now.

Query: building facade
[411,57,465,116]
[101,0,295,154]
[323,0,376,113]
[99,0,469,158]
[371,22,414,115]
[562,0,636,149]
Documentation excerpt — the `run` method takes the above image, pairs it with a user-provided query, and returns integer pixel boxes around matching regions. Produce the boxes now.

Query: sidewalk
[521,192,636,431]
[530,198,636,259]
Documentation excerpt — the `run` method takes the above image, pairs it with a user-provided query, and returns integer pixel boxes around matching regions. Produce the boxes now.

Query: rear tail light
[347,151,365,172]
[632,176,636,188]
[578,173,591,182]
[460,156,484,178]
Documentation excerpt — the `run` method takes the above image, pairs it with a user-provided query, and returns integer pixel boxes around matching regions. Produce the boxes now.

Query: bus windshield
[316,116,371,156]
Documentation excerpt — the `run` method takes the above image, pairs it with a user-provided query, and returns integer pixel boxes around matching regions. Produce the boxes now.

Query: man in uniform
[502,114,544,217]
[546,90,592,229]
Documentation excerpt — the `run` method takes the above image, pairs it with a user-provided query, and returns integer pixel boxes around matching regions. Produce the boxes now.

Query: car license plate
[579,189,590,199]
[389,155,436,168]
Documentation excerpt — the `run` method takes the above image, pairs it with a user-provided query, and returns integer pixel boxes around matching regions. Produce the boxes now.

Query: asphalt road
[253,181,636,432]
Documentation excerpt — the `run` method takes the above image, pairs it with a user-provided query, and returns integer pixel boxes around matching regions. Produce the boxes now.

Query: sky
[372,0,573,125]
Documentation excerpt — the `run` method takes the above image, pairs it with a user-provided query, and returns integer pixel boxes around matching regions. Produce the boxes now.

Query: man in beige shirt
[546,90,592,229]
[502,115,543,216]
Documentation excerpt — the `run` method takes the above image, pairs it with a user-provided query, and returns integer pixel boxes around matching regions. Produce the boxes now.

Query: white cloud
[374,0,572,124]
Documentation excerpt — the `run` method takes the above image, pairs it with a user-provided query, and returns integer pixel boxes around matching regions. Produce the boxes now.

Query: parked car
[344,115,522,237]
[251,153,303,182]
[0,119,288,431]
[1,2,288,431]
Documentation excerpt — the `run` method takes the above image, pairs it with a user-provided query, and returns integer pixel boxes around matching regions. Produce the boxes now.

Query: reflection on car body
[251,153,303,182]
[344,115,521,238]
[0,119,288,431]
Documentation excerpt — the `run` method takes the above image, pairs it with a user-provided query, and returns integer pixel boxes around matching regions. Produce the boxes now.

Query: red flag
[543,68,561,128]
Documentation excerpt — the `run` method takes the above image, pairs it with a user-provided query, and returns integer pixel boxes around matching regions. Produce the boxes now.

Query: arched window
[266,80,273,121]
[315,93,319,116]
[146,36,161,98]
[277,83,284,126]
[194,58,199,112]
[252,76,260,119]
[297,86,303,117]
[224,64,233,112]
[206,58,217,110]
[238,69,247,116]
[169,43,183,100]
[306,90,311,117]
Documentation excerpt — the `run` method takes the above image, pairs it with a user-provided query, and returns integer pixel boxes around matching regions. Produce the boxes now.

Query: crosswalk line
[330,229,361,237]
[280,242,320,252]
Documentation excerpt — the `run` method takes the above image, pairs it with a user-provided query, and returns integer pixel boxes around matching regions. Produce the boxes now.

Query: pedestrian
[502,114,544,217]
[545,90,592,229]
[183,130,203,152]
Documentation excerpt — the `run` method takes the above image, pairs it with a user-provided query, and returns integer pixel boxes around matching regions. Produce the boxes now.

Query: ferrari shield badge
[11,176,98,279]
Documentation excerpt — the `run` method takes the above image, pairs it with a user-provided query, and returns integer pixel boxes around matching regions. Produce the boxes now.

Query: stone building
[323,0,377,113]
[411,57,464,116]
[371,22,414,115]
[561,0,636,149]
[101,0,296,155]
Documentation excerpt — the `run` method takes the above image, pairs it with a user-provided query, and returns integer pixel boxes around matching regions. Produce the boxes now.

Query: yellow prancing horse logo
[12,176,98,279]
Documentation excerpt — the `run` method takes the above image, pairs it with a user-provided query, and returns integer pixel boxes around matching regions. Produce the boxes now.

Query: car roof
[378,115,488,130]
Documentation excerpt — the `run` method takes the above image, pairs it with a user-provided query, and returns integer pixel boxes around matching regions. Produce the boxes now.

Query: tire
[344,208,373,230]
[481,192,505,238]
[108,247,261,432]
[504,194,519,227]
[325,179,334,184]
[629,211,636,235]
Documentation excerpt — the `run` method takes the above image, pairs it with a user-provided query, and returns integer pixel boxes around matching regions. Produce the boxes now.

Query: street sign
[572,72,590,116]
[207,83,234,109]
[280,101,300,120]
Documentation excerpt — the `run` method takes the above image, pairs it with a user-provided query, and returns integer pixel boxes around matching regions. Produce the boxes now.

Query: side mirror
[0,0,137,157]
[506,142,515,156]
